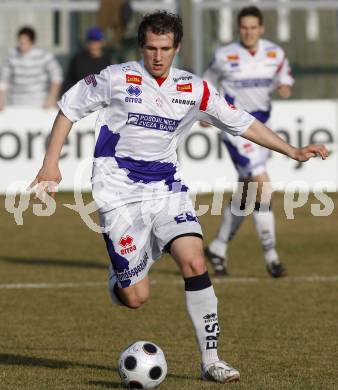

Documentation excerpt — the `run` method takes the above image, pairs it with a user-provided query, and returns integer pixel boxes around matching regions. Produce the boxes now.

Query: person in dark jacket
[62,26,111,94]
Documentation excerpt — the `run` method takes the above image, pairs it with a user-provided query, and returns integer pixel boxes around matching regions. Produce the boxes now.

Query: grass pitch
[0,192,337,390]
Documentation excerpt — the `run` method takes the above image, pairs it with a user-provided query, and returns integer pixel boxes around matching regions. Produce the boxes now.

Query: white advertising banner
[0,101,337,194]
[0,107,97,194]
[179,100,338,192]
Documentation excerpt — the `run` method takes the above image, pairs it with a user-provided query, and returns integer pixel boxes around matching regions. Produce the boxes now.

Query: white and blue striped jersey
[58,60,254,211]
[204,39,294,123]
[0,47,63,106]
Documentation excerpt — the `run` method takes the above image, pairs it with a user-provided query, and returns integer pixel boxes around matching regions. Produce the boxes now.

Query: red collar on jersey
[154,76,167,86]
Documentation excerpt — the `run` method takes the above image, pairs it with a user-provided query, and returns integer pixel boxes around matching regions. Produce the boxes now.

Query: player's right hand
[28,164,62,200]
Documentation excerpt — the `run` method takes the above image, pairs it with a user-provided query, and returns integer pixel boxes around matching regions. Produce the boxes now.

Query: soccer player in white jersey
[30,11,327,383]
[204,6,294,278]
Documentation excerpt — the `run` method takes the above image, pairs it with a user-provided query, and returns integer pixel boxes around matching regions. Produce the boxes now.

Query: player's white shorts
[222,132,270,178]
[99,192,203,288]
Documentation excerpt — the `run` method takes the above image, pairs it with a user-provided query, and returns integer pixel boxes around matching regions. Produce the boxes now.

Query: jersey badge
[176,83,192,92]
[126,74,142,85]
[126,85,142,96]
[84,74,97,87]
[267,51,277,58]
[156,97,163,107]
[125,85,142,103]
[227,54,239,61]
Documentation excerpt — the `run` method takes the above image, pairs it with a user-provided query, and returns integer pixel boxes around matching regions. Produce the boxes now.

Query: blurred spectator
[61,26,111,94]
[0,26,62,110]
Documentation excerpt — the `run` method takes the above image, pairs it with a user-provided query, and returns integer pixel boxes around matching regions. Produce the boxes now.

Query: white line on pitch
[0,281,106,289]
[0,275,337,289]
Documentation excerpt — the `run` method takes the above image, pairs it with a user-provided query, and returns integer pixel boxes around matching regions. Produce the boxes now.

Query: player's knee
[186,256,207,276]
[122,290,150,309]
[124,295,148,309]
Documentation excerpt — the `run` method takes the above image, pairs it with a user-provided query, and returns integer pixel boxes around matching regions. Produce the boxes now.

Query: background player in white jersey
[29,11,327,383]
[204,6,294,278]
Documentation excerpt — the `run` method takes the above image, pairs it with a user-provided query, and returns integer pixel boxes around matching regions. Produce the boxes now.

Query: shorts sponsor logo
[127,112,180,132]
[116,253,149,282]
[84,74,97,87]
[176,83,192,92]
[119,235,137,255]
[171,98,196,106]
[126,74,142,84]
[174,211,199,224]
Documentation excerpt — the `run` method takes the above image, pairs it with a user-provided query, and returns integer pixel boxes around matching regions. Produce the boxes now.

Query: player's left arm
[197,81,328,162]
[242,119,328,162]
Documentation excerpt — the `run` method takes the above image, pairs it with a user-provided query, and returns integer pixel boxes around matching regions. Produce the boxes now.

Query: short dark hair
[138,10,183,48]
[17,26,36,43]
[237,6,264,26]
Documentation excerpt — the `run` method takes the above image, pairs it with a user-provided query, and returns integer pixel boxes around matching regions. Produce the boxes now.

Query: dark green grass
[0,193,337,389]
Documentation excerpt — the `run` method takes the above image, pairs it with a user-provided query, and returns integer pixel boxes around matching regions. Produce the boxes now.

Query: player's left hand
[294,144,328,162]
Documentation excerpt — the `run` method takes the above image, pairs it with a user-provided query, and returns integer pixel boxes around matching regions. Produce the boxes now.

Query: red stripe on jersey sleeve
[275,54,286,75]
[199,81,210,111]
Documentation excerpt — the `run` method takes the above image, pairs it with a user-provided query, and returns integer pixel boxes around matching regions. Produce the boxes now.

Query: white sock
[185,272,220,366]
[252,206,279,265]
[209,202,245,258]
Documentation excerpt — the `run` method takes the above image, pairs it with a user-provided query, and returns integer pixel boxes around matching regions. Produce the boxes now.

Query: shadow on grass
[89,370,192,389]
[0,256,107,269]
[0,353,116,371]
[89,380,124,389]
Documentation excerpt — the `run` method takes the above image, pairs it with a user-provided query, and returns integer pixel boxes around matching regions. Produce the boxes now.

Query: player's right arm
[29,110,72,196]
